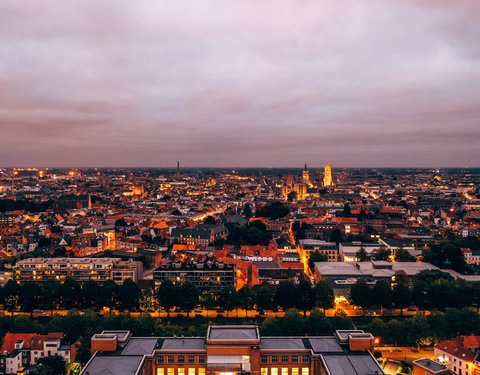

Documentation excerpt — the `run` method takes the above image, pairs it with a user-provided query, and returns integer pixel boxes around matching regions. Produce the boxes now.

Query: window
[261,369,268,375]
[292,368,299,375]
[282,368,289,375]
[302,356,310,364]
[199,356,206,364]
[271,356,278,364]
[168,356,175,365]
[261,355,268,364]
[157,356,164,365]
[198,369,205,375]
[302,368,309,375]
[188,369,195,375]
[168,369,174,375]
[292,356,299,364]
[282,356,289,364]
[178,369,185,375]
[157,369,165,375]
[188,356,195,365]
[178,356,185,365]
[271,368,278,375]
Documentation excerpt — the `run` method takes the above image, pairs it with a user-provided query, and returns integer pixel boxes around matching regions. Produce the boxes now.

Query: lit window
[188,369,195,375]
[198,370,205,375]
[292,368,299,375]
[302,368,309,375]
[168,369,174,375]
[261,368,268,375]
[282,368,289,375]
[157,369,165,375]
[271,368,278,375]
[178,369,185,375]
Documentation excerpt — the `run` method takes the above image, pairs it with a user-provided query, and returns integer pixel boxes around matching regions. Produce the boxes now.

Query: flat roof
[208,326,259,341]
[260,338,306,351]
[323,354,384,375]
[160,338,206,351]
[414,358,448,373]
[308,338,343,353]
[121,338,158,355]
[81,355,144,375]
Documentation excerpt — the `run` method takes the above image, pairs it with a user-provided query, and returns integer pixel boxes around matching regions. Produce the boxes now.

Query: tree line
[367,307,480,347]
[0,277,335,317]
[349,269,480,313]
[0,278,141,315]
[157,280,334,316]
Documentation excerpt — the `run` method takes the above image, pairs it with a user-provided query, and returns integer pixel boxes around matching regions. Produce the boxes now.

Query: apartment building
[14,257,142,284]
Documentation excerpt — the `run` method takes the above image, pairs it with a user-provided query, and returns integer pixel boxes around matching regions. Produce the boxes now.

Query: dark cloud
[0,0,479,167]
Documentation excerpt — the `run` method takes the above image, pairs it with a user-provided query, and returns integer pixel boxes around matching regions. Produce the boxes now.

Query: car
[195,314,203,318]
[256,310,266,317]
[216,313,224,318]
[176,314,185,318]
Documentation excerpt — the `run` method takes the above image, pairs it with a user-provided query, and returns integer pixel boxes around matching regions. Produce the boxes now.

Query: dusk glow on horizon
[1,1,479,167]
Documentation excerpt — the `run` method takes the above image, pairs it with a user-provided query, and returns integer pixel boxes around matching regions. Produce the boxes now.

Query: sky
[1,1,479,168]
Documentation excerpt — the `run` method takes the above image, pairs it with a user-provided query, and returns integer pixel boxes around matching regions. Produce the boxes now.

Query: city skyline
[1,1,479,167]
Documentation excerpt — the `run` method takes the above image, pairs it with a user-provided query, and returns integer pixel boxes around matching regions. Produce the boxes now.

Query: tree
[308,251,327,273]
[115,218,127,227]
[287,191,297,201]
[295,281,316,316]
[396,248,415,262]
[157,279,178,316]
[42,279,61,316]
[392,283,412,315]
[366,318,388,339]
[117,278,142,311]
[237,285,255,317]
[178,282,199,316]
[356,246,369,261]
[35,355,67,375]
[81,280,102,310]
[18,282,41,315]
[274,281,296,310]
[204,216,216,225]
[314,281,334,313]
[349,280,373,311]
[305,309,332,335]
[372,246,391,261]
[3,280,20,317]
[256,287,274,311]
[373,280,392,313]
[343,203,352,217]
[200,292,217,318]
[58,277,81,309]
[243,203,253,219]
[256,201,290,219]
[218,285,238,316]
[329,229,343,243]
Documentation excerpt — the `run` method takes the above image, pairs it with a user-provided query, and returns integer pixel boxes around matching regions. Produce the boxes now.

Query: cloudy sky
[0,1,479,168]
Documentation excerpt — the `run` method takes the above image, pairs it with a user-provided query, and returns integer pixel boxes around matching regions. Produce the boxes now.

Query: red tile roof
[435,339,477,362]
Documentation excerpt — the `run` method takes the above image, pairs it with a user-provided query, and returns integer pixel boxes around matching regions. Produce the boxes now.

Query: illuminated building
[286,175,294,188]
[323,163,333,187]
[434,336,480,375]
[14,257,142,284]
[302,163,312,187]
[83,326,382,375]
[153,258,236,292]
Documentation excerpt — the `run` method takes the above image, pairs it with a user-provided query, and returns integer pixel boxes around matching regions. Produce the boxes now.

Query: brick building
[81,326,383,375]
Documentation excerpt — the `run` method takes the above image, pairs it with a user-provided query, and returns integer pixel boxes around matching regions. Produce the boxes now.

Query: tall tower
[302,162,312,187]
[323,163,333,187]
[176,161,180,176]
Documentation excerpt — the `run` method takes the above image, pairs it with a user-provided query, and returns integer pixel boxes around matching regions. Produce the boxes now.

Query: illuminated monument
[302,162,312,187]
[323,163,333,187]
